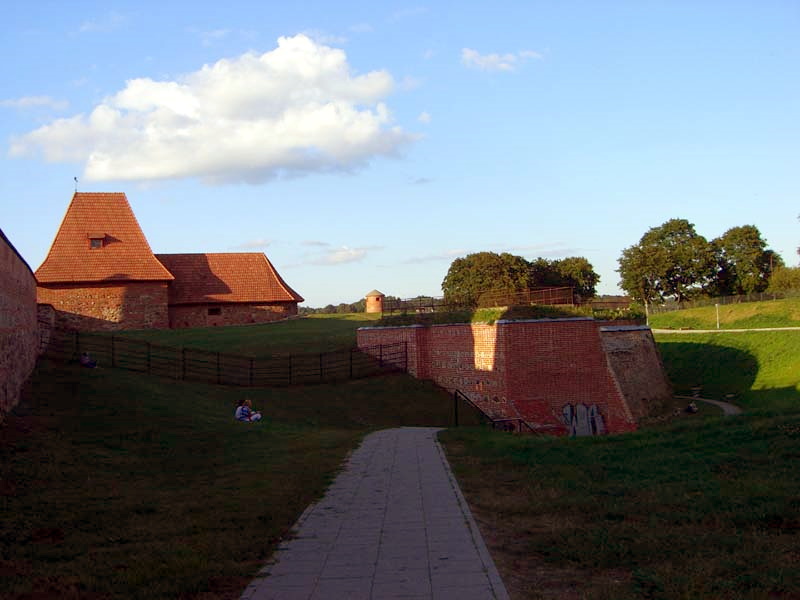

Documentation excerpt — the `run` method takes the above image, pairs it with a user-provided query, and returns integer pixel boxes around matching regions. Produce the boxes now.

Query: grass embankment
[121,312,380,356]
[441,298,800,599]
[649,296,800,330]
[1,313,453,599]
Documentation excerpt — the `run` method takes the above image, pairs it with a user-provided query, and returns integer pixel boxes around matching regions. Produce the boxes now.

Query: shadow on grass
[657,341,757,398]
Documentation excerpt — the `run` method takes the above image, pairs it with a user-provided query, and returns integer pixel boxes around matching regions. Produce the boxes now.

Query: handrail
[453,389,539,433]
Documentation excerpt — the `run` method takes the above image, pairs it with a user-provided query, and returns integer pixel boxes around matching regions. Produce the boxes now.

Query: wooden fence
[43,329,407,387]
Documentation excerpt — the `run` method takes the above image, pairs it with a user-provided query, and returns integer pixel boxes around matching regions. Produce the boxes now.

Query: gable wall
[1,231,39,419]
[37,282,169,331]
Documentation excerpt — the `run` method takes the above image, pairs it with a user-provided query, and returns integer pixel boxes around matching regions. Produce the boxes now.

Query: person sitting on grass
[235,398,262,422]
[79,352,97,368]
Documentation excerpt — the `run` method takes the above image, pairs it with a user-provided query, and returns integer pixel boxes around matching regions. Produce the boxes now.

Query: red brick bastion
[357,317,672,435]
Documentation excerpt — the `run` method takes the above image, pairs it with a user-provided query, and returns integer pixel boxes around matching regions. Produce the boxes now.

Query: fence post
[249,358,254,386]
[288,355,292,386]
[182,348,186,380]
[111,335,116,368]
[147,342,151,374]
[217,352,221,385]
[404,341,408,372]
[319,353,323,382]
[349,349,354,379]
[379,344,383,368]
[75,330,80,359]
[453,391,459,427]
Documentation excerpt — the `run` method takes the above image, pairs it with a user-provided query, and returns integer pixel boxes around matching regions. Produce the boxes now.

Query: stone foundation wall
[36,282,170,331]
[1,229,39,419]
[168,302,298,329]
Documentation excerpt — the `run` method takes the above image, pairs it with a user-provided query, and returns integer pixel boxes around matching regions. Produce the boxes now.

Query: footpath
[240,427,509,600]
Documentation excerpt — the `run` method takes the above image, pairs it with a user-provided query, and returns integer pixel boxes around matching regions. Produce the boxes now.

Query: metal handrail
[453,389,539,433]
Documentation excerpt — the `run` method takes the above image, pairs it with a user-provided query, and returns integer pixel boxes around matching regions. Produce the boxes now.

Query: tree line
[617,219,792,304]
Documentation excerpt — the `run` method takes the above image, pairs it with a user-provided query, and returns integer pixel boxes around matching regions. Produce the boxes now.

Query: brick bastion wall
[357,318,673,436]
[0,229,39,420]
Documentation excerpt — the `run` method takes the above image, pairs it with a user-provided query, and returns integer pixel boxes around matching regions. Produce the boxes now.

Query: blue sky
[1,1,798,307]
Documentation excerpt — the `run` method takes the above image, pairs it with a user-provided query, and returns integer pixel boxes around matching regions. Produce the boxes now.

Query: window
[89,238,103,249]
[208,307,222,316]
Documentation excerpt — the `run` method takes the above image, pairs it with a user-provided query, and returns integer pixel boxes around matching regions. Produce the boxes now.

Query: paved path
[652,327,800,333]
[240,427,509,600]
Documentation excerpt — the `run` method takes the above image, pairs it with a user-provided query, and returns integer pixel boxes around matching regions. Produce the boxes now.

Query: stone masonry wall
[1,230,39,419]
[357,318,667,435]
[168,302,298,329]
[36,282,170,331]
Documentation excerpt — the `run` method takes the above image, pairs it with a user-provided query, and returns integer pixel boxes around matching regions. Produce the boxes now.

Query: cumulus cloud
[461,48,542,72]
[1,96,69,111]
[417,111,431,123]
[9,34,416,184]
[312,245,370,265]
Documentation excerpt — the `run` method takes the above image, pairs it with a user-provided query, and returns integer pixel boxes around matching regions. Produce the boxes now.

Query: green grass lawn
[649,296,800,330]
[119,313,381,356]
[1,358,453,599]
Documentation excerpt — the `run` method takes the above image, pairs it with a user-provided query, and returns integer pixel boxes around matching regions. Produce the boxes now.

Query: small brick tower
[365,290,385,313]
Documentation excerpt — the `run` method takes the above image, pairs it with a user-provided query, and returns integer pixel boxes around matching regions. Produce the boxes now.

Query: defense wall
[36,282,170,331]
[168,302,298,329]
[357,318,670,435]
[1,229,39,419]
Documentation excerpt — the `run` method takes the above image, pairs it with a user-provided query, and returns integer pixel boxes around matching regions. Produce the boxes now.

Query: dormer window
[88,233,105,249]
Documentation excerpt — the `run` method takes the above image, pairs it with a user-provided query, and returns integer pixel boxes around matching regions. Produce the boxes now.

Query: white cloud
[1,96,69,111]
[313,246,369,265]
[404,249,466,264]
[200,28,231,46]
[79,11,127,33]
[349,23,374,33]
[461,48,542,72]
[417,111,431,123]
[10,34,416,184]
[233,238,271,249]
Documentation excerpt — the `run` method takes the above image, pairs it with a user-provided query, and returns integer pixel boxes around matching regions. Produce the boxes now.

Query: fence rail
[43,329,407,387]
[648,291,796,315]
[382,286,576,314]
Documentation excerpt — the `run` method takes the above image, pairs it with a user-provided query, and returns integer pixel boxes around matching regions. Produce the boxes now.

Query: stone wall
[1,229,39,419]
[357,318,671,435]
[168,302,298,329]
[36,282,170,331]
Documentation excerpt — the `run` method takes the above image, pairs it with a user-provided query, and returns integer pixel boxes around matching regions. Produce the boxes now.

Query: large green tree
[617,218,716,303]
[529,257,599,300]
[712,225,783,295]
[441,252,530,306]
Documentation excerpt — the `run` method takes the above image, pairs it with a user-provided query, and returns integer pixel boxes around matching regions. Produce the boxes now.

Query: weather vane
[74,176,78,193]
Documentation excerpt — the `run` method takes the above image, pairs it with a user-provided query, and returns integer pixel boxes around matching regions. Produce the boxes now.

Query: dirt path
[674,395,742,415]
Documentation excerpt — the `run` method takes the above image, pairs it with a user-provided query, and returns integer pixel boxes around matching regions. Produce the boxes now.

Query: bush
[767,266,800,293]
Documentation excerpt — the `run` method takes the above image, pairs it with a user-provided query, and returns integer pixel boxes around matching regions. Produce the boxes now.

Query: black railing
[43,328,407,387]
[452,389,541,433]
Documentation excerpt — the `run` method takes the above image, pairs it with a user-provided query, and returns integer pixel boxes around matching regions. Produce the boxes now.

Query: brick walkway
[240,427,509,600]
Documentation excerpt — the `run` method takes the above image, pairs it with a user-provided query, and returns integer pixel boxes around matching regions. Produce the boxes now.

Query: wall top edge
[357,324,426,331]
[495,317,595,324]
[599,325,652,332]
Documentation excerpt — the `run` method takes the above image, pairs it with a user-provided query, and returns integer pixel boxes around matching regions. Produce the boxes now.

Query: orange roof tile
[154,253,304,305]
[35,193,174,283]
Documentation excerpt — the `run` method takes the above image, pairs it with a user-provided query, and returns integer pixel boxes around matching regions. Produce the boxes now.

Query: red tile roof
[154,253,304,305]
[35,193,174,283]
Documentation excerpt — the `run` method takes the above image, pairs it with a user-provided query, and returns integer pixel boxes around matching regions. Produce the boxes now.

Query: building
[36,193,303,331]
[365,289,385,313]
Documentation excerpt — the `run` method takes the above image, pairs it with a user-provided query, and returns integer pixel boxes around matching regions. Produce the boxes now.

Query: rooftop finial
[73,176,78,193]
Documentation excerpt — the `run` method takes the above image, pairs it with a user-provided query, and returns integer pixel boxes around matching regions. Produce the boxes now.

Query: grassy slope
[1,354,452,599]
[120,313,381,356]
[649,296,800,330]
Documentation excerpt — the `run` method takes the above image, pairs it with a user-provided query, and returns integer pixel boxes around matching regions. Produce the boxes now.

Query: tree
[767,266,800,293]
[552,257,600,301]
[441,252,530,306]
[617,218,716,303]
[712,225,783,295]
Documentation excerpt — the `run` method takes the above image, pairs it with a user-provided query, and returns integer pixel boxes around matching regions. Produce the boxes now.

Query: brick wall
[1,229,39,419]
[357,318,671,435]
[36,282,170,331]
[168,302,298,329]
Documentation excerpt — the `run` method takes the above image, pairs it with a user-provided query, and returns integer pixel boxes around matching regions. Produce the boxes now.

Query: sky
[1,1,798,308]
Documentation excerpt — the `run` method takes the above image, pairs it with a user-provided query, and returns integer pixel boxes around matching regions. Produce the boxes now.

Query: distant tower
[365,290,385,313]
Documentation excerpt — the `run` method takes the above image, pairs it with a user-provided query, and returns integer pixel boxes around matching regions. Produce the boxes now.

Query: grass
[1,356,453,599]
[119,312,381,356]
[649,296,800,330]
[441,413,800,600]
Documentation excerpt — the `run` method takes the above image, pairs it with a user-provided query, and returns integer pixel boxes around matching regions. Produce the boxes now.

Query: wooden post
[146,342,151,374]
[182,348,186,380]
[288,355,292,386]
[319,353,323,382]
[349,349,354,379]
[379,344,383,368]
[111,335,116,368]
[249,358,254,386]
[453,392,459,427]
[217,352,221,384]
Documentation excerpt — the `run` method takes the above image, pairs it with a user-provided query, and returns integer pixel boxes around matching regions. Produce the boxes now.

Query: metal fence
[43,329,407,387]
[382,287,575,314]
[648,291,795,315]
